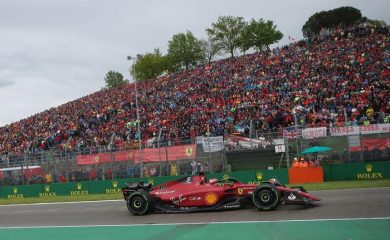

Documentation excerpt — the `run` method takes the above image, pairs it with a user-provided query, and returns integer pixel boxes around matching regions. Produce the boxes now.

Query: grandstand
[0,25,389,185]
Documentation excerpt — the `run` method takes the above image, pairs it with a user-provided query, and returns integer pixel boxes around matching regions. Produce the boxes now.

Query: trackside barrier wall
[322,161,390,181]
[0,169,288,199]
[3,162,389,199]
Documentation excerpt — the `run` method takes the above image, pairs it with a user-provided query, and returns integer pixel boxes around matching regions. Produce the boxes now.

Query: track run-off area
[0,188,389,240]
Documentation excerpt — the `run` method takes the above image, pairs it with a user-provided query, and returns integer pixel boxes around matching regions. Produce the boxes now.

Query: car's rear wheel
[252,185,280,211]
[127,190,151,215]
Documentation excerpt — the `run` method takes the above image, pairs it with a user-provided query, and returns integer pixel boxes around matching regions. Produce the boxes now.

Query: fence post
[157,128,163,176]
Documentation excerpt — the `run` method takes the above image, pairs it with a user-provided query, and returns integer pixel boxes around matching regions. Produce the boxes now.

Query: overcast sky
[0,0,389,127]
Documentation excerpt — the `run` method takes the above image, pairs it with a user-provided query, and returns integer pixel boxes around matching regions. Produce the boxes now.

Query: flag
[288,35,296,41]
[283,128,302,139]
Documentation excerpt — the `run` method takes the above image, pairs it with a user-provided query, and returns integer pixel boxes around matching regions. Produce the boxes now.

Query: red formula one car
[122,173,320,215]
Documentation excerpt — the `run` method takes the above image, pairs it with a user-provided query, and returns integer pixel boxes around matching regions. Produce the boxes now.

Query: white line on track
[0,217,389,229]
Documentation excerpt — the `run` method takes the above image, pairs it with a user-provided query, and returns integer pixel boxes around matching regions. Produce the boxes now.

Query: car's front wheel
[127,190,151,215]
[252,185,280,211]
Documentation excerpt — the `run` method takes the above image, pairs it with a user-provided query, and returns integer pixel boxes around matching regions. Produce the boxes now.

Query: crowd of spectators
[0,25,389,160]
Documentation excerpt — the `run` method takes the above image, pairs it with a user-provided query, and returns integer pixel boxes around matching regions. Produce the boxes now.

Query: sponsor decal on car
[237,188,243,195]
[288,192,296,200]
[156,190,175,195]
[189,196,201,201]
[204,192,218,205]
[170,194,186,205]
[224,204,240,209]
[185,177,192,183]
[357,164,383,180]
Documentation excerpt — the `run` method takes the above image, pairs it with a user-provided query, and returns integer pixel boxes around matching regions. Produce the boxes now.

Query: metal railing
[0,127,389,187]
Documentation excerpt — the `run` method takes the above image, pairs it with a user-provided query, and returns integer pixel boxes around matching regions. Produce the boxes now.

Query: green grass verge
[286,179,390,191]
[1,179,389,205]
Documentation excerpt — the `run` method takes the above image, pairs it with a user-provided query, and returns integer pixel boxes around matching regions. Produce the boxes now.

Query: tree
[167,31,205,70]
[200,38,220,64]
[130,49,168,82]
[206,16,246,57]
[104,71,127,88]
[302,6,363,38]
[364,19,387,27]
[240,18,283,52]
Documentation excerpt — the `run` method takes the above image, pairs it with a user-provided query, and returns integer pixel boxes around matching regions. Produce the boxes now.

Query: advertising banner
[330,123,390,136]
[302,127,327,139]
[203,136,224,152]
[323,161,390,181]
[76,144,196,165]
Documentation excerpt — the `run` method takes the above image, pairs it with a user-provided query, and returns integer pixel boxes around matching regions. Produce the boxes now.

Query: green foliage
[364,19,387,27]
[130,49,168,82]
[240,18,283,52]
[302,6,363,38]
[206,16,246,57]
[104,70,127,88]
[167,31,205,70]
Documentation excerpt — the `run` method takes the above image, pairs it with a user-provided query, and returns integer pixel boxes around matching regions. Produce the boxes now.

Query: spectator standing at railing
[292,157,299,168]
[299,157,308,168]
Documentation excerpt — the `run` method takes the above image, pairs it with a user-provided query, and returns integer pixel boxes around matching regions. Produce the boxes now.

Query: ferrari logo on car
[238,188,243,195]
[204,192,218,205]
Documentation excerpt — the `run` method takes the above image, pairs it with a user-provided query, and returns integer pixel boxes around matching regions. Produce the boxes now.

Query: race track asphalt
[1,187,389,227]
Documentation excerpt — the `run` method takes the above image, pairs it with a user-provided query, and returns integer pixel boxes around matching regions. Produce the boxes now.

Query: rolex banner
[202,136,224,152]
[322,161,390,181]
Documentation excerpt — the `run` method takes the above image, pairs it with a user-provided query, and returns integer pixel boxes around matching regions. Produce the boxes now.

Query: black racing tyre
[127,190,151,215]
[252,185,281,211]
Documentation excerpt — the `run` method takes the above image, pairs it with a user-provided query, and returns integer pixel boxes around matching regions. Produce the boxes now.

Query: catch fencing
[0,123,389,187]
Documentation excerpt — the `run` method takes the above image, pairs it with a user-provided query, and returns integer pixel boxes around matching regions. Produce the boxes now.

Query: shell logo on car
[204,192,218,205]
